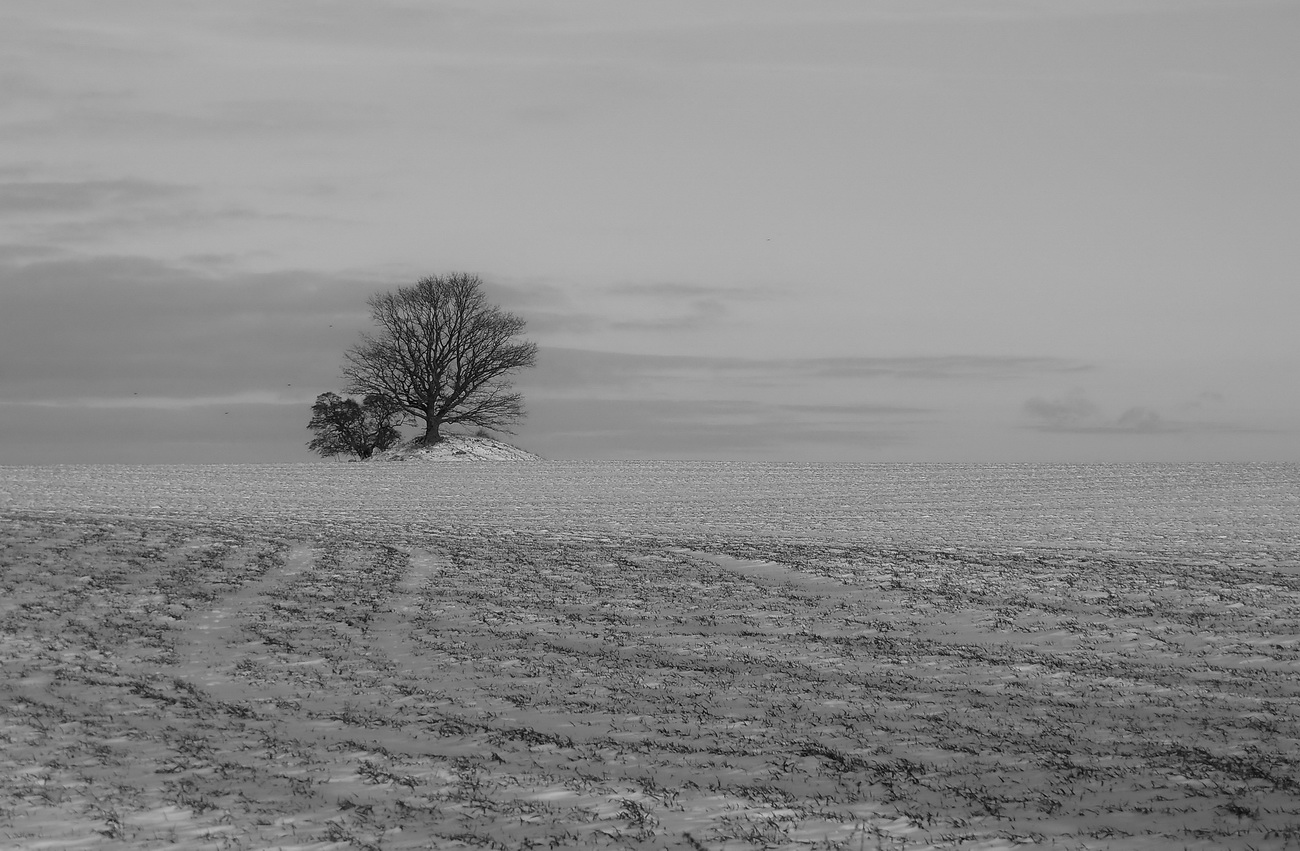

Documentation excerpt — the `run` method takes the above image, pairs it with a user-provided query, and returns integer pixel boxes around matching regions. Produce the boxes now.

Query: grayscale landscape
[3,462,1297,849]
[3,6,1299,848]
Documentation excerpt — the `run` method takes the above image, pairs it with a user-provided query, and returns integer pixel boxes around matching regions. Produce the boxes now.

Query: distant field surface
[2,462,1297,563]
[2,463,1298,848]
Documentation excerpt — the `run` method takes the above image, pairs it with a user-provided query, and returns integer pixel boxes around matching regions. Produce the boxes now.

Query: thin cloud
[1021,388,1287,437]
[0,242,63,263]
[0,175,301,248]
[1023,392,1099,429]
[777,402,931,416]
[1181,390,1227,410]
[33,203,325,246]
[1114,406,1172,433]
[0,178,191,215]
[530,0,1282,86]
[477,277,606,336]
[9,390,305,410]
[1022,394,1224,435]
[524,347,1089,394]
[0,253,376,402]
[0,72,55,106]
[518,352,947,459]
[523,397,908,459]
[602,280,781,333]
[611,298,727,332]
[0,398,312,464]
[1,87,382,144]
[610,281,778,300]
[808,355,1089,381]
[201,2,511,51]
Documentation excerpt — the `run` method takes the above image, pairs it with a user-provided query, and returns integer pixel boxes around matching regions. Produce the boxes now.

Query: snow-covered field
[1,462,1298,849]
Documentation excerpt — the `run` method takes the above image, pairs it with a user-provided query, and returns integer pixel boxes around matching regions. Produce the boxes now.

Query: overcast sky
[2,1,1297,463]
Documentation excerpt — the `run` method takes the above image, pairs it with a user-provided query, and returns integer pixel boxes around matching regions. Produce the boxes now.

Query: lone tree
[307,392,404,459]
[342,273,537,445]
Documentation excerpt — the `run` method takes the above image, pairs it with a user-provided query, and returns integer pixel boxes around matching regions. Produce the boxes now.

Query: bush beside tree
[306,392,404,459]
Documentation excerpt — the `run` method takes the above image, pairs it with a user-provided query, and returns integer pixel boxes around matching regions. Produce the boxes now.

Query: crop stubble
[2,507,1299,850]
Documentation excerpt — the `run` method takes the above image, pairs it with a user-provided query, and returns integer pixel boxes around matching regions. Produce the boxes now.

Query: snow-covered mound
[371,434,543,462]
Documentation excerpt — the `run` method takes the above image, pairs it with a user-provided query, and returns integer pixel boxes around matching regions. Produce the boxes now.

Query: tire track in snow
[681,548,863,595]
[171,542,315,700]
[360,547,447,674]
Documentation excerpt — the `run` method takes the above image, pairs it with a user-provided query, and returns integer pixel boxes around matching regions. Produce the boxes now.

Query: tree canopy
[341,273,537,445]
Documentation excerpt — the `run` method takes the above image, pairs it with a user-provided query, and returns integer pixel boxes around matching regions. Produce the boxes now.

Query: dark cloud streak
[0,253,376,401]
[610,281,777,300]
[0,178,191,215]
[611,298,727,331]
[523,397,908,460]
[523,347,1088,394]
[1021,393,1267,436]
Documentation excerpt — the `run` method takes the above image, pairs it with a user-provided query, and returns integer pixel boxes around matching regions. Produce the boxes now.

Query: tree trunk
[423,418,441,445]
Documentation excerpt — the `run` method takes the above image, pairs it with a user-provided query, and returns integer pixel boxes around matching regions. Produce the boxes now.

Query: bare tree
[342,273,537,445]
[306,392,405,459]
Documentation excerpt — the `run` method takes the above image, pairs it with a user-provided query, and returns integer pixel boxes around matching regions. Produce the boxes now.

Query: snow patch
[370,434,542,463]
